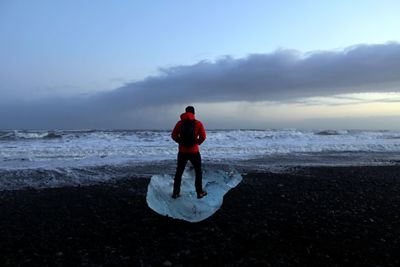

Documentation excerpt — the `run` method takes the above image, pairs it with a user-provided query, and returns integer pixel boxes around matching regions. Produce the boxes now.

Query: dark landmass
[0,165,399,266]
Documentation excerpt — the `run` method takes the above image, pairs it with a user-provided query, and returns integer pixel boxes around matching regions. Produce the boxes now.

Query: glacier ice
[146,168,242,222]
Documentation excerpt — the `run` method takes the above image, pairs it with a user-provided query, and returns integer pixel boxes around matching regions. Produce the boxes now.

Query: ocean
[1,129,400,190]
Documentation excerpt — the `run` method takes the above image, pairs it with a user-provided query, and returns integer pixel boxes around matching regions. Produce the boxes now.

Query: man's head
[185,106,195,114]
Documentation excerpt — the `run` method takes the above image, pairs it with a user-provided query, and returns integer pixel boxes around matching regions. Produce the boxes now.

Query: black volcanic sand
[0,166,399,266]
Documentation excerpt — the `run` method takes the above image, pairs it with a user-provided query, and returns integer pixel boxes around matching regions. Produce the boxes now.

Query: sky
[1,0,400,130]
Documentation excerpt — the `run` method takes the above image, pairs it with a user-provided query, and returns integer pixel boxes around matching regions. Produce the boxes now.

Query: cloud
[1,42,400,129]
[105,42,400,109]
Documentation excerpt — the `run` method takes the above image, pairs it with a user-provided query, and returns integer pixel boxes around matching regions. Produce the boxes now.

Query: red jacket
[171,112,206,153]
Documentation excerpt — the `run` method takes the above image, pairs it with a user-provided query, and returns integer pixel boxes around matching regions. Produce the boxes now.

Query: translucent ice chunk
[146,168,242,222]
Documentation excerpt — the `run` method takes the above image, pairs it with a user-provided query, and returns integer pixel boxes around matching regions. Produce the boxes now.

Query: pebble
[163,260,172,266]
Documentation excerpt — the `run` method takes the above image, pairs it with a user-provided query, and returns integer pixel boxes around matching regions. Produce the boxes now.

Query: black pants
[173,152,203,195]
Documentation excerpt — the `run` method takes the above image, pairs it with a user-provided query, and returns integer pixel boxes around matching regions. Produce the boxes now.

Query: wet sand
[0,165,399,266]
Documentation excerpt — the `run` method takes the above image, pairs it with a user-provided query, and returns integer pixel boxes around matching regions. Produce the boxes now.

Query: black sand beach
[0,165,399,266]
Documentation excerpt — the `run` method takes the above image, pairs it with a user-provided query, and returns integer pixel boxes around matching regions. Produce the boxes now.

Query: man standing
[171,106,207,199]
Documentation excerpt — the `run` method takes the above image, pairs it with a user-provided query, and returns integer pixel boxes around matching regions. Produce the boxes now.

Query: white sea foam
[0,129,399,190]
[1,129,400,166]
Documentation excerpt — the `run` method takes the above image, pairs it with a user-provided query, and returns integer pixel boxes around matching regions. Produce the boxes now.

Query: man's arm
[197,121,206,145]
[171,121,181,143]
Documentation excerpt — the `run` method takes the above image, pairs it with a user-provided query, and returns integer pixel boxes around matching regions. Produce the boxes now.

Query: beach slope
[0,165,399,266]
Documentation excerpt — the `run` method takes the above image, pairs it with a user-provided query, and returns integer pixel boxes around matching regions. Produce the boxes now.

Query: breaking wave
[0,130,62,140]
[1,129,400,191]
[315,130,349,135]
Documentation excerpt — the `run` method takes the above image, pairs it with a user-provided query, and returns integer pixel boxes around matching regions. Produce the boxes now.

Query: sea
[1,129,400,191]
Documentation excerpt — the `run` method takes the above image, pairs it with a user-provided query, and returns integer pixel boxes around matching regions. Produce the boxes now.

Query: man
[171,106,207,199]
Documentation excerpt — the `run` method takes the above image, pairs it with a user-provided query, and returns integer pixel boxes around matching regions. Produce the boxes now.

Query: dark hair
[185,106,195,114]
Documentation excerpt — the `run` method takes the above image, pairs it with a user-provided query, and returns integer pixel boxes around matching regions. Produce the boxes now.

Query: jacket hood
[180,112,196,121]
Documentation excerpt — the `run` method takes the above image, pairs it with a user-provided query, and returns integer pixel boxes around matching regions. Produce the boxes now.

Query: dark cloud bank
[2,43,400,129]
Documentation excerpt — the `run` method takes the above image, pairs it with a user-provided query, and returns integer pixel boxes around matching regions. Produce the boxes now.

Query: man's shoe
[171,193,180,199]
[197,191,207,199]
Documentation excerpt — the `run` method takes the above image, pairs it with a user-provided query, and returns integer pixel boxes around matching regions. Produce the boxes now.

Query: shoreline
[0,165,399,266]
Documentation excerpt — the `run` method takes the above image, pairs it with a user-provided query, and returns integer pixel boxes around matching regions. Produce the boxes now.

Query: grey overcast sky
[1,0,400,129]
